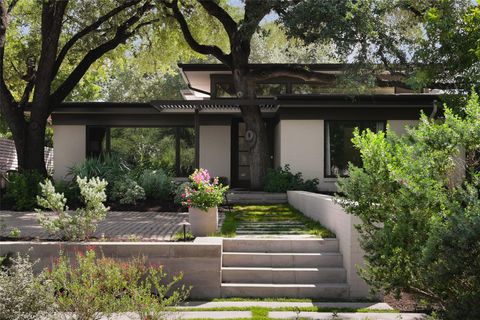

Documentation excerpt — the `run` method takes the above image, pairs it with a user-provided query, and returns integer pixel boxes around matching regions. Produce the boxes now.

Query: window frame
[324,120,386,178]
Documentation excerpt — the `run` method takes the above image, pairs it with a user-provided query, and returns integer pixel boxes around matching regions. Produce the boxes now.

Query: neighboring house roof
[0,138,54,174]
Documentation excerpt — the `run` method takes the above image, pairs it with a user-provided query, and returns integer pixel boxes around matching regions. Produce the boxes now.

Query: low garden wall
[287,191,371,298]
[0,237,222,299]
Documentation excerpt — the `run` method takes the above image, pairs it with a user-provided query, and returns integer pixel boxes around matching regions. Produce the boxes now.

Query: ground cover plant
[219,204,334,238]
[337,92,480,320]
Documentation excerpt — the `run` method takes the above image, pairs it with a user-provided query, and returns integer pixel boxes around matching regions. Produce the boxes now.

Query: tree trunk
[240,104,269,190]
[233,65,269,190]
[10,118,47,175]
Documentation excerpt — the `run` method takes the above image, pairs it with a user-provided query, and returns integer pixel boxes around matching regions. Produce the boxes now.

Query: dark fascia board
[277,93,441,107]
[50,94,442,115]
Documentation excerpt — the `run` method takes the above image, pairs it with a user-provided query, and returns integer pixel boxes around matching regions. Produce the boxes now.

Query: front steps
[221,238,349,298]
[225,191,287,204]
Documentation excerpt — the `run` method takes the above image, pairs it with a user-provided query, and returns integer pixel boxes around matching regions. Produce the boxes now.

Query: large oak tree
[0,0,159,175]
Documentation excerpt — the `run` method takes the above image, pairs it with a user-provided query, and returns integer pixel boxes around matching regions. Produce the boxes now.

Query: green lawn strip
[218,204,335,238]
[211,297,313,302]
[171,306,399,313]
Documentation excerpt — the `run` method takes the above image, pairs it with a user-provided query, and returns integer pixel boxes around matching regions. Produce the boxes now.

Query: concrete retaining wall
[287,191,371,298]
[0,237,222,299]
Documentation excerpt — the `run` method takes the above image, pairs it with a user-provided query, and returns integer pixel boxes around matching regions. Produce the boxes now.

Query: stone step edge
[221,283,349,288]
[222,267,345,272]
[223,238,338,241]
[222,252,341,256]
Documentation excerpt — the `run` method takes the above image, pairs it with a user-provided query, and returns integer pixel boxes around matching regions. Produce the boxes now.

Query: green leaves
[337,92,480,318]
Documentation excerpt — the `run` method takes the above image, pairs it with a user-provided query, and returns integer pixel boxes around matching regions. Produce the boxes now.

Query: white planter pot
[188,206,218,237]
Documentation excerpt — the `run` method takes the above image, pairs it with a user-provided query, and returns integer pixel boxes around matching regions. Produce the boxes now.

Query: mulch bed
[384,292,433,313]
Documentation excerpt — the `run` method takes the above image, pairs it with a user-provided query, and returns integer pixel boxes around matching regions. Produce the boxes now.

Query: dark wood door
[231,119,275,189]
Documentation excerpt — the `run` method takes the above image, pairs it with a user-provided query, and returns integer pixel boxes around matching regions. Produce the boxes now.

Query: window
[86,126,194,177]
[325,121,385,177]
[214,81,287,98]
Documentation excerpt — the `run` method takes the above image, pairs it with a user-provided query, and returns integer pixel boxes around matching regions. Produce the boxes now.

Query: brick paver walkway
[0,210,224,241]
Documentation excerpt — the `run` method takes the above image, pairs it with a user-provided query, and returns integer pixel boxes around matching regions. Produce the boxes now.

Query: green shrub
[0,254,55,320]
[4,170,44,211]
[337,92,480,319]
[48,249,190,320]
[111,178,146,205]
[263,164,319,193]
[36,176,109,241]
[54,179,82,207]
[137,169,173,201]
[69,154,129,200]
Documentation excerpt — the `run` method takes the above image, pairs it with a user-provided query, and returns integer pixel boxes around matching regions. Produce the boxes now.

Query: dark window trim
[86,125,195,177]
[324,120,387,178]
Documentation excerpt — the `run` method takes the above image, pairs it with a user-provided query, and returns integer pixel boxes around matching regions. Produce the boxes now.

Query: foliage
[179,169,229,211]
[111,177,146,205]
[36,176,109,241]
[47,249,190,320]
[110,127,195,176]
[54,179,82,208]
[174,181,190,206]
[4,170,44,211]
[0,254,55,320]
[280,0,479,92]
[69,154,129,200]
[263,165,319,193]
[137,169,173,201]
[336,92,480,319]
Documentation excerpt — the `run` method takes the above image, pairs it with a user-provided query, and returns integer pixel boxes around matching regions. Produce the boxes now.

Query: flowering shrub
[179,169,229,211]
[0,254,55,320]
[36,176,109,241]
[48,249,189,320]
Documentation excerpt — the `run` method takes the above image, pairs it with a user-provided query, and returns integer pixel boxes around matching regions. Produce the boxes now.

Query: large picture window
[86,126,194,177]
[325,121,385,177]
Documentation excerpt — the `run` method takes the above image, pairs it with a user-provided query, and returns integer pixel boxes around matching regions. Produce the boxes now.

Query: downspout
[429,100,438,119]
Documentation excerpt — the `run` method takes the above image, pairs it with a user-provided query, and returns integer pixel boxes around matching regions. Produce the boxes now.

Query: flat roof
[50,94,440,115]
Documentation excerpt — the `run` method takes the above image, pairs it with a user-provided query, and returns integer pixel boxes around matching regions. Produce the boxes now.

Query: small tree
[36,176,109,241]
[337,92,480,319]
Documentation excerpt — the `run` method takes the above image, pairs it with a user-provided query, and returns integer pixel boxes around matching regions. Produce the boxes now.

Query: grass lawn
[218,204,335,238]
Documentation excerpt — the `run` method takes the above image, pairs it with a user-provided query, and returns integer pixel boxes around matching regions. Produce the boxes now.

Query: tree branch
[248,65,337,83]
[52,0,143,80]
[162,0,232,66]
[197,0,237,39]
[7,0,18,13]
[50,1,154,104]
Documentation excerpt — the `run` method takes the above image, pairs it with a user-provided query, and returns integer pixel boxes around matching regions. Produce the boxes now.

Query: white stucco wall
[288,191,373,298]
[387,120,419,135]
[275,119,422,192]
[199,125,231,182]
[53,125,86,180]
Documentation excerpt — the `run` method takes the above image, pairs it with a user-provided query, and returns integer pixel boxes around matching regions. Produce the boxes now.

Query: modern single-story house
[52,64,439,191]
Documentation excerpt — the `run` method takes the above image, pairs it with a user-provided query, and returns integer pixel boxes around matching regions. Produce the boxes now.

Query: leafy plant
[137,169,173,201]
[0,254,55,320]
[8,228,20,238]
[4,170,44,211]
[48,249,190,320]
[178,169,229,211]
[111,177,146,205]
[263,165,319,193]
[69,154,129,200]
[36,176,109,241]
[337,92,480,319]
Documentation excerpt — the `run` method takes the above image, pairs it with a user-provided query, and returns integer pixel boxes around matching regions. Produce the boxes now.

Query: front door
[231,119,274,189]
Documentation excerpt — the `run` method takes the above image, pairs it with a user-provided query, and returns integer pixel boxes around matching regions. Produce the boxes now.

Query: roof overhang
[50,94,441,116]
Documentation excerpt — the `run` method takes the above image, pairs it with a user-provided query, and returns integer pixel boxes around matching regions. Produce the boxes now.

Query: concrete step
[222,267,346,284]
[236,230,309,235]
[236,226,308,231]
[223,238,339,253]
[225,192,287,204]
[222,252,343,268]
[220,283,349,298]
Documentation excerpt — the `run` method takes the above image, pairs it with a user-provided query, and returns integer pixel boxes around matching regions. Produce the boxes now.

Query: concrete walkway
[270,311,427,319]
[0,211,200,241]
[180,301,394,310]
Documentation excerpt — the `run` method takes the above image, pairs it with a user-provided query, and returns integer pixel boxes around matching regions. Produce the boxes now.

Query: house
[51,64,439,191]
